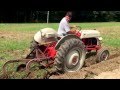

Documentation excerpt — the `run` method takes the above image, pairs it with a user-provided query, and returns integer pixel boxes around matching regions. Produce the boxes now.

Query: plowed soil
[49,51,120,79]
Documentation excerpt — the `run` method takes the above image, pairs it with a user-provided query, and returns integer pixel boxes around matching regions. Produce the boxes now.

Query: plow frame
[2,41,57,79]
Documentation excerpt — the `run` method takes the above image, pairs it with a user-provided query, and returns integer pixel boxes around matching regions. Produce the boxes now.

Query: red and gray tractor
[2,26,109,78]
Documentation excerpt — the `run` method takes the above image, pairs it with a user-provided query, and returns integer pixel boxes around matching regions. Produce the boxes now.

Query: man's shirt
[57,17,70,36]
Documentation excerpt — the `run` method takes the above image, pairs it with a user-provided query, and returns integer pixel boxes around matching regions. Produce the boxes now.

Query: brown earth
[49,51,120,79]
[1,30,120,79]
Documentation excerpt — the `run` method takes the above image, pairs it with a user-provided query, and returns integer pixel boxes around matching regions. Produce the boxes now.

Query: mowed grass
[0,22,120,78]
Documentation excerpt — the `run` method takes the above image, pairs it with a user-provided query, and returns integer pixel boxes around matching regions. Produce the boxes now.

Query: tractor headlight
[98,37,103,41]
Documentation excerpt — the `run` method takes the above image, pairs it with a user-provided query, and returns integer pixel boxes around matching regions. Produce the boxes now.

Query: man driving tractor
[29,11,78,54]
[57,11,77,37]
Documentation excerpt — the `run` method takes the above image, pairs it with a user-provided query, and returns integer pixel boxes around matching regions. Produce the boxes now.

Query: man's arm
[67,25,80,34]
[67,30,76,34]
[70,25,77,29]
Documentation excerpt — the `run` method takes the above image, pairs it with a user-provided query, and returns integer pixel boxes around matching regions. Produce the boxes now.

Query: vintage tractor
[2,26,109,78]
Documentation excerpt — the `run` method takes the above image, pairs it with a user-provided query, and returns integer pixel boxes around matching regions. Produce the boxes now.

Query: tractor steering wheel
[70,25,81,37]
[70,25,82,31]
[76,26,82,31]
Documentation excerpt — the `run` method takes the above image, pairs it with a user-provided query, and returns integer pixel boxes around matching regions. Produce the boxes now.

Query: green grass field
[0,22,120,60]
[0,22,120,78]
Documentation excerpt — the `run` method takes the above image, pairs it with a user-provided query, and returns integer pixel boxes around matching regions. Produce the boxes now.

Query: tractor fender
[55,34,80,50]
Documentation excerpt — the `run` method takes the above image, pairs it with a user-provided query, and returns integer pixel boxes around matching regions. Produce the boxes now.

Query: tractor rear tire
[96,48,109,62]
[54,38,86,73]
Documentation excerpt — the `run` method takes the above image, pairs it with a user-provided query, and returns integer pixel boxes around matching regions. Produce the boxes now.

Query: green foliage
[1,11,120,23]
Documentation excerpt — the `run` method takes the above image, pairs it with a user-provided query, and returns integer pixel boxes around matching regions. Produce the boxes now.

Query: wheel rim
[65,49,82,72]
[100,50,109,61]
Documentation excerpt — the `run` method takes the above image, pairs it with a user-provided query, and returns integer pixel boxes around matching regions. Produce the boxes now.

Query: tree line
[0,10,120,23]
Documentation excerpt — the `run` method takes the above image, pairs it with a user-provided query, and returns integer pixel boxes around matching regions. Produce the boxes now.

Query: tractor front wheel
[96,48,109,62]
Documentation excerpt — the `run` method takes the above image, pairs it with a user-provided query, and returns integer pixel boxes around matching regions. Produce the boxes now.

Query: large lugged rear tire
[54,38,86,73]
